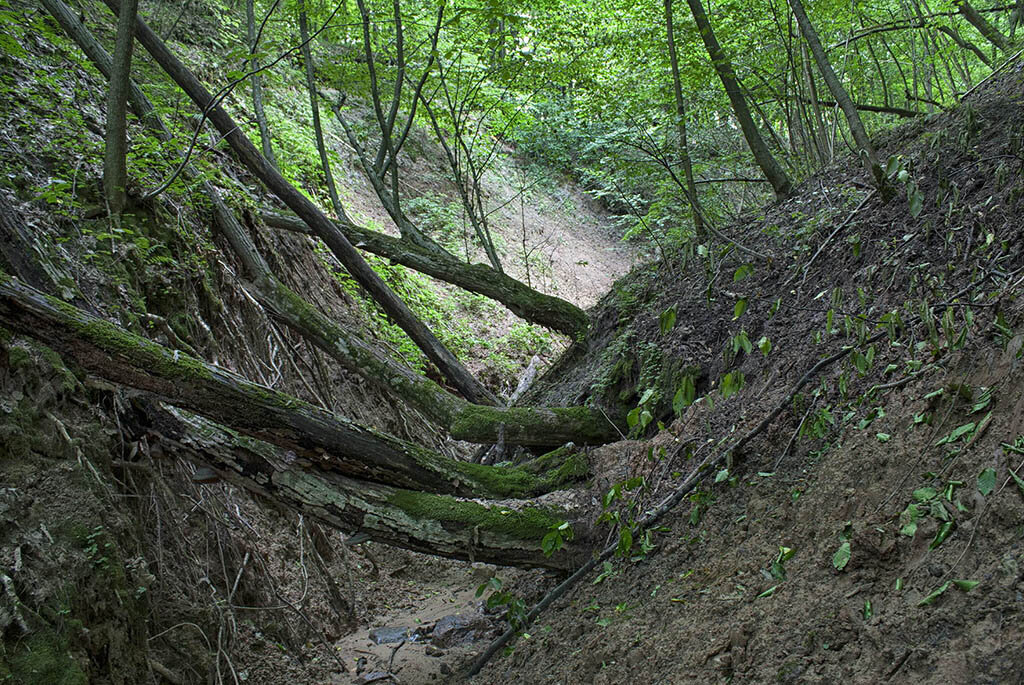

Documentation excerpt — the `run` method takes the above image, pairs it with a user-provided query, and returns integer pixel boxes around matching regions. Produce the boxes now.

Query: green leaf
[935,422,975,445]
[832,541,851,571]
[673,376,696,415]
[977,467,996,497]
[714,468,729,483]
[1009,468,1024,497]
[917,582,950,606]
[659,306,677,335]
[950,579,979,591]
[626,407,640,429]
[912,487,937,502]
[757,585,778,598]
[733,264,753,282]
[757,336,772,355]
[929,521,954,549]
[899,503,920,537]
[908,185,924,218]
[876,433,891,443]
[617,527,633,557]
[733,298,748,320]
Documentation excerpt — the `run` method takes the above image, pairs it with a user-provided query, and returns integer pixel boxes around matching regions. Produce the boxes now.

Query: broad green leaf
[912,487,937,502]
[733,298,748,320]
[832,541,851,571]
[733,264,753,282]
[908,186,924,218]
[977,467,996,496]
[659,307,677,335]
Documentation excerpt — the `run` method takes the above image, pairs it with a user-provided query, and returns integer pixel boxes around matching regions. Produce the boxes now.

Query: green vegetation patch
[0,628,88,685]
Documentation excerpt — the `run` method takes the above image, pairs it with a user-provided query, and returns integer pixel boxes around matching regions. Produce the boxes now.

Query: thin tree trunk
[802,41,831,163]
[102,0,139,215]
[955,0,1010,51]
[101,0,496,406]
[664,0,705,240]
[246,0,276,167]
[789,0,886,190]
[685,0,793,200]
[298,0,346,220]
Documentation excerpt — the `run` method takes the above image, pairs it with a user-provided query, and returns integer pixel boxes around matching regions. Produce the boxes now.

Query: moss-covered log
[145,405,589,570]
[262,212,590,338]
[0,271,583,498]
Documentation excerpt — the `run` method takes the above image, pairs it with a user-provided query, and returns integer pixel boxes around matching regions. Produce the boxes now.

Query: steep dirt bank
[470,64,1024,683]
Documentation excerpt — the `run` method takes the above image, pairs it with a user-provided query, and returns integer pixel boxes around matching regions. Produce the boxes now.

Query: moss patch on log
[387,490,561,541]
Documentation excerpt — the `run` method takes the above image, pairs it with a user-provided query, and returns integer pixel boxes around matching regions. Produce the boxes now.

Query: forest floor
[2,3,1024,684]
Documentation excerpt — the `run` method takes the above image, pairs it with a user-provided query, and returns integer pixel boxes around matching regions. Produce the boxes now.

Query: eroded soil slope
[472,66,1024,684]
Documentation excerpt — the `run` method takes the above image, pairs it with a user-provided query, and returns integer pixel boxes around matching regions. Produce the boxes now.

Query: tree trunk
[298,0,346,221]
[102,0,139,215]
[138,404,589,570]
[246,0,276,167]
[685,0,793,200]
[788,0,887,190]
[954,0,1010,51]
[261,212,590,337]
[664,0,705,240]
[100,0,497,407]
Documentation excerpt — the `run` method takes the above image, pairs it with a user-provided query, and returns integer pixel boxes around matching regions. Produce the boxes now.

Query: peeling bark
[143,404,588,570]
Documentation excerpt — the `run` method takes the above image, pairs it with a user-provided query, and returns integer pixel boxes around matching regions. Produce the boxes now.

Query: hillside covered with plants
[1,0,1023,682]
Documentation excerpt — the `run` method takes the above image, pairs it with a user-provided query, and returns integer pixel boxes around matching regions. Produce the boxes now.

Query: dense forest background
[1,0,1023,682]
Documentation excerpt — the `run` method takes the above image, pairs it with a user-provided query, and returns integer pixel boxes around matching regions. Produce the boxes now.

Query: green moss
[6,345,31,370]
[1,629,88,685]
[451,460,541,498]
[388,490,560,540]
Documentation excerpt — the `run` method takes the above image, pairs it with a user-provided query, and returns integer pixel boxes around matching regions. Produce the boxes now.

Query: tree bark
[100,0,496,407]
[685,0,794,200]
[664,0,705,240]
[102,0,139,215]
[788,0,887,190]
[246,0,277,167]
[139,404,589,570]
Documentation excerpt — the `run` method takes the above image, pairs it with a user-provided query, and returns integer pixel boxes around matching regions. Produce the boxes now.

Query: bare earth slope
[472,65,1024,684]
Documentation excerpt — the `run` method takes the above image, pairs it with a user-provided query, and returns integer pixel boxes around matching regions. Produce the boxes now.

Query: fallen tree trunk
[262,212,590,338]
[0,270,592,497]
[142,403,588,570]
